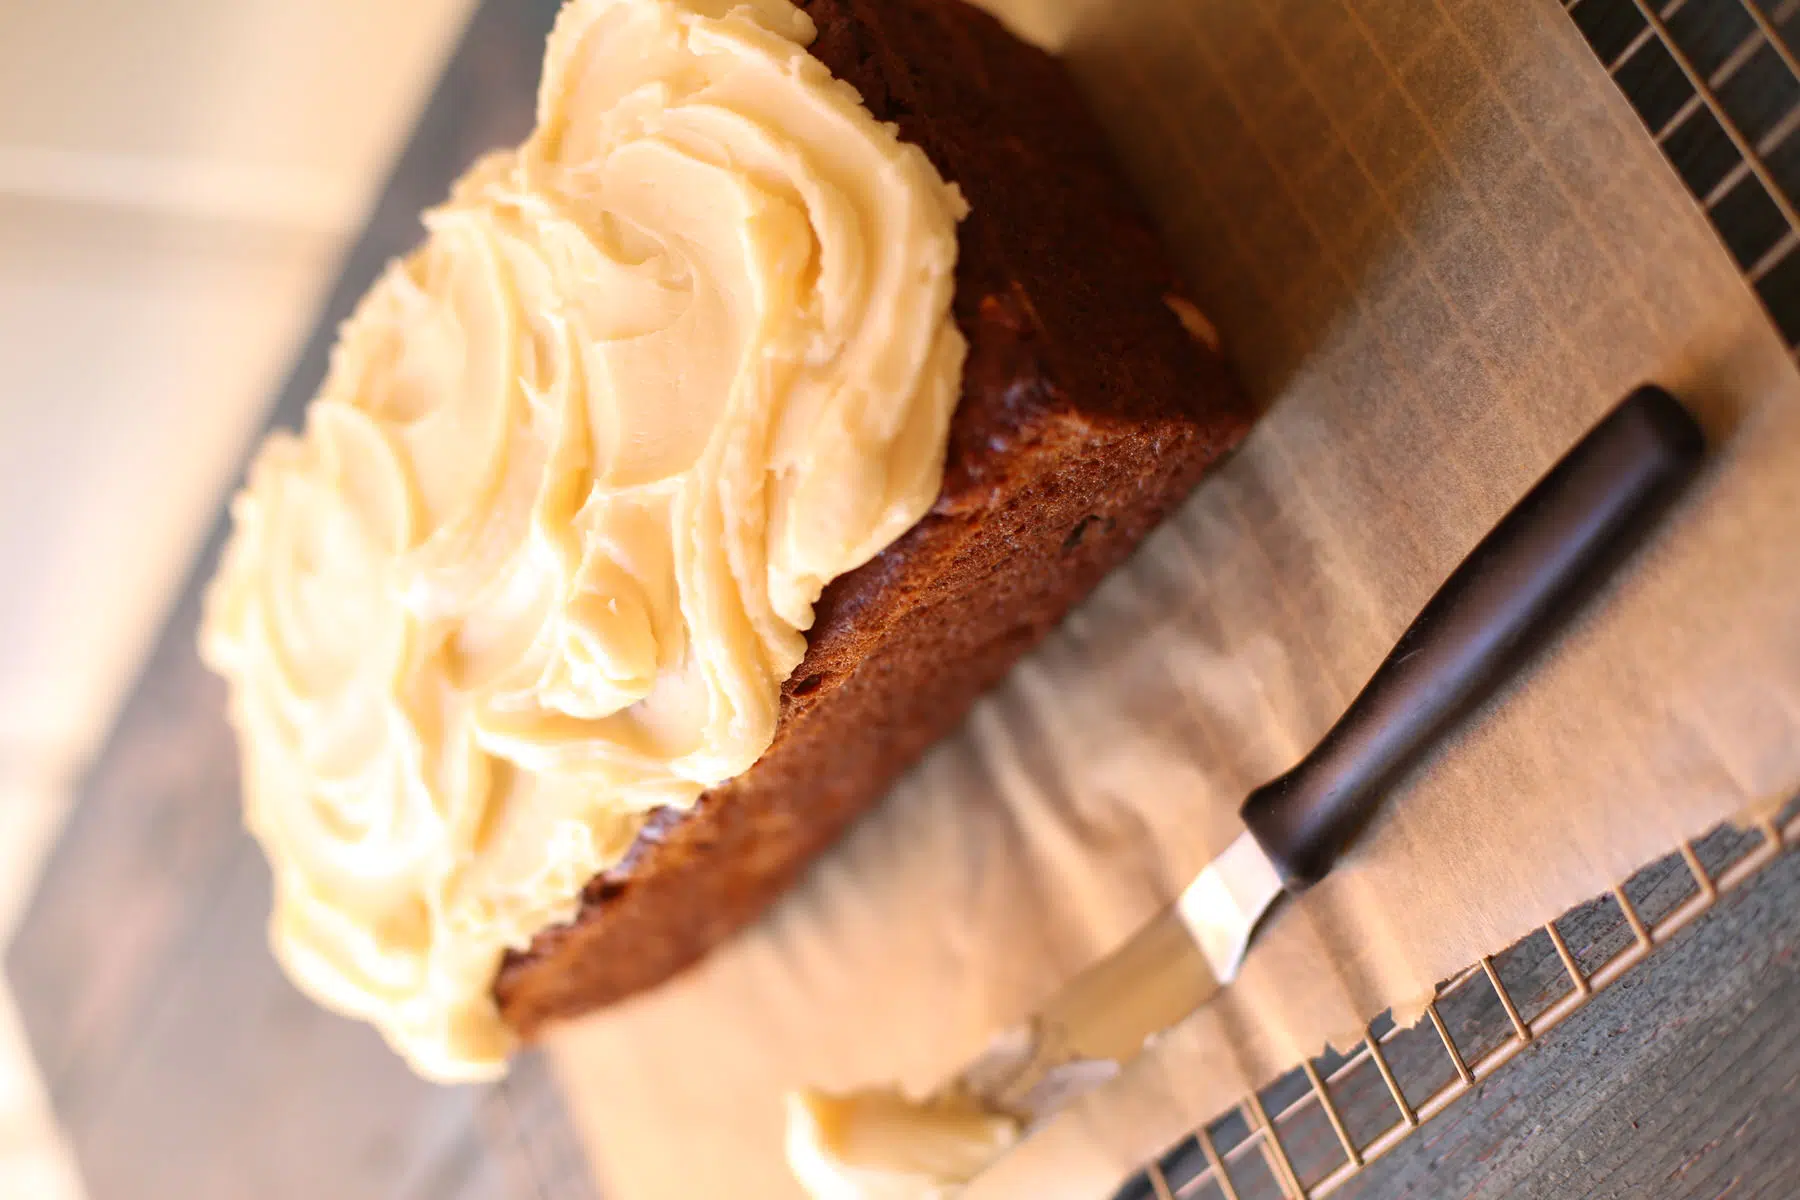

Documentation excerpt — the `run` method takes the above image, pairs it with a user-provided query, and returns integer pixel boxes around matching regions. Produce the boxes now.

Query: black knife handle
[1240,385,1706,888]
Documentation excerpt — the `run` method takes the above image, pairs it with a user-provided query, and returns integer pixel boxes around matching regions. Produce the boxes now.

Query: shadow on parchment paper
[935,0,1783,1050]
[1047,0,1551,414]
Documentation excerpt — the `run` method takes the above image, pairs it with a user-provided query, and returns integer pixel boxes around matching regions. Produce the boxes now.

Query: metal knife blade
[778,390,1705,1197]
[937,386,1707,1132]
[959,833,1285,1124]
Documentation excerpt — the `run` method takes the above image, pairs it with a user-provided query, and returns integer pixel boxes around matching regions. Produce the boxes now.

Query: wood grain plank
[1331,842,1800,1200]
[4,4,597,1198]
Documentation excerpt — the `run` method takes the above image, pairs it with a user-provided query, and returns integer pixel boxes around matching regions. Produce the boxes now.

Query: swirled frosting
[786,1089,1019,1200]
[200,0,967,1080]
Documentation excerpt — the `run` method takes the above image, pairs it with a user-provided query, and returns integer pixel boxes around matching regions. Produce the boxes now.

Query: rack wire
[1113,805,1800,1200]
[1106,3,1800,1192]
[1572,0,1800,343]
[468,2,1800,1194]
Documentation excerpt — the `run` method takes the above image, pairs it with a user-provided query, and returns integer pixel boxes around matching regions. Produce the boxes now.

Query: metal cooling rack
[1109,804,1800,1200]
[1105,2,1800,1195]
[1573,0,1800,342]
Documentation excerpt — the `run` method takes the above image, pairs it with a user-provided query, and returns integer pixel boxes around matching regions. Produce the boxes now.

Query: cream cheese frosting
[200,0,967,1081]
[786,1089,1020,1200]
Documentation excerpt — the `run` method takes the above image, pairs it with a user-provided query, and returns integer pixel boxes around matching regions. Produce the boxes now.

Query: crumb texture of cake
[495,0,1252,1035]
[198,0,968,1081]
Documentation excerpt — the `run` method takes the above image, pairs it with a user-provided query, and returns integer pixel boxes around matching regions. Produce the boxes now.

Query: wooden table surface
[8,3,1799,1198]
[5,5,597,1198]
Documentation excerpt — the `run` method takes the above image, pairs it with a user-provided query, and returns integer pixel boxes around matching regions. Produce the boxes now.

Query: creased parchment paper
[546,0,1800,1195]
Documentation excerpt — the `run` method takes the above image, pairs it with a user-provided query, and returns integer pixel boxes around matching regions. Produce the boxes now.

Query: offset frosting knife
[950,384,1706,1128]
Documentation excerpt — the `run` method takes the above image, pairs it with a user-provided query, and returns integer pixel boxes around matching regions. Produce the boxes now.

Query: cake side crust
[495,0,1252,1033]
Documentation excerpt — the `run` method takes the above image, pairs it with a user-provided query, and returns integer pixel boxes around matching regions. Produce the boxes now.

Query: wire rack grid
[1110,804,1800,1200]
[1571,0,1800,341]
[1107,2,1800,1193]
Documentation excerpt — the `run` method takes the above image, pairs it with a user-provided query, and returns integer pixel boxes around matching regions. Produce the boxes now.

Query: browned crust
[495,0,1253,1035]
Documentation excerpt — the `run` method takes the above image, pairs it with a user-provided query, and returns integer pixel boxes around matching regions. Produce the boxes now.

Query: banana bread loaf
[495,0,1252,1034]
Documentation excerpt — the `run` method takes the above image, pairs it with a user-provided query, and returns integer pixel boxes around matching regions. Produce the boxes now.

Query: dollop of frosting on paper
[786,1089,1019,1200]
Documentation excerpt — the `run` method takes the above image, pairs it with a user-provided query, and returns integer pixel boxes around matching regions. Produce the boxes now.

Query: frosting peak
[202,0,966,1080]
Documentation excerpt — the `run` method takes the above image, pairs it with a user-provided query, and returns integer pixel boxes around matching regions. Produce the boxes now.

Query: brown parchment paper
[546,0,1800,1196]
